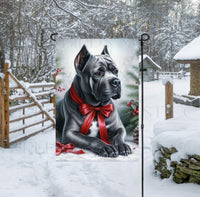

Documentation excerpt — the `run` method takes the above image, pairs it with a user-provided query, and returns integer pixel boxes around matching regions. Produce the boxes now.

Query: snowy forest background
[0,0,199,82]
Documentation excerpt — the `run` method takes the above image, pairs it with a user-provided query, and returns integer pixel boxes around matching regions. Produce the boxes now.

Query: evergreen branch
[130,116,138,123]
[127,71,139,82]
[126,124,134,132]
[121,101,130,105]
[128,92,139,98]
[126,84,138,89]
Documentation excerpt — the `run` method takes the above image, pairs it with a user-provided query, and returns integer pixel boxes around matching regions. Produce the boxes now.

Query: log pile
[154,146,200,185]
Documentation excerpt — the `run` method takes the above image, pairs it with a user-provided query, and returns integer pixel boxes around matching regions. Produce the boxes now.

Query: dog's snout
[111,78,120,87]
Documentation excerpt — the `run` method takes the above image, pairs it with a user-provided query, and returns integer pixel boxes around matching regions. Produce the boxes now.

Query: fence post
[0,75,5,147]
[4,63,10,148]
[165,81,173,119]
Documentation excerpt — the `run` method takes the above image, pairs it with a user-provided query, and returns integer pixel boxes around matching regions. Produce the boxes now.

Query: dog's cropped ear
[74,45,90,73]
[101,45,109,55]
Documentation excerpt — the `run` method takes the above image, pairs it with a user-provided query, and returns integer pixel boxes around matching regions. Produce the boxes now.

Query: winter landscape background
[0,0,200,76]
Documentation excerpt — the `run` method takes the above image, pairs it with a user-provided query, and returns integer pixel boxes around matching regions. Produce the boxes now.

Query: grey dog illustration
[56,45,132,157]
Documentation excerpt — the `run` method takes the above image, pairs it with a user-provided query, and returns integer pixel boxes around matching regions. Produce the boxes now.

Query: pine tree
[119,65,139,140]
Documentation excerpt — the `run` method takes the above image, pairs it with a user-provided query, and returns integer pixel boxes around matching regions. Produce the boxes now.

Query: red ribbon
[56,142,85,156]
[70,84,114,144]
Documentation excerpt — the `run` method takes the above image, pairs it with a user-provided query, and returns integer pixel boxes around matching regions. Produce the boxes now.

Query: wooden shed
[174,36,200,96]
[139,55,161,81]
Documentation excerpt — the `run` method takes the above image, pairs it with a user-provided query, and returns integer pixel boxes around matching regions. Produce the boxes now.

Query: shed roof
[174,35,200,63]
[139,54,161,69]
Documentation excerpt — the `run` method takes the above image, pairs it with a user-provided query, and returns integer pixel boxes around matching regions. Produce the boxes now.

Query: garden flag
[55,39,139,161]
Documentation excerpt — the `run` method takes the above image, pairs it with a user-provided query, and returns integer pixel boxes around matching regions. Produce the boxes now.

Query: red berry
[127,102,131,106]
[133,112,136,116]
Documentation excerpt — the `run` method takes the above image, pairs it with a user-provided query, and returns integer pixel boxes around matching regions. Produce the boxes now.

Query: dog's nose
[111,78,120,87]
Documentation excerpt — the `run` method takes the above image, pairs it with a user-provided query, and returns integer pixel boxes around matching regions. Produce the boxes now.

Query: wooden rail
[9,99,50,112]
[10,118,50,133]
[158,71,184,79]
[9,124,54,145]
[9,111,43,123]
[10,83,54,90]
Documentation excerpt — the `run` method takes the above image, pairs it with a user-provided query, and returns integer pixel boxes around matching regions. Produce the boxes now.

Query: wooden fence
[158,71,185,79]
[0,63,56,148]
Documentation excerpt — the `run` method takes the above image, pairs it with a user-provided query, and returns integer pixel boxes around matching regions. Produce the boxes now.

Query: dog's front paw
[114,143,132,156]
[98,145,119,158]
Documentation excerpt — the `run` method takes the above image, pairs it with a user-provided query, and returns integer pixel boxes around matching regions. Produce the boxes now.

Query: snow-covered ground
[143,76,200,197]
[1,76,200,197]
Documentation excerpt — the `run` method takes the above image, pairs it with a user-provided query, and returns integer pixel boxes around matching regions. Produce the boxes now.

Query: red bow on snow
[70,83,114,144]
[56,142,85,156]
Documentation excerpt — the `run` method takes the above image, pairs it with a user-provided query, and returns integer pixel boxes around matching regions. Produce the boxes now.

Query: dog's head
[74,45,121,103]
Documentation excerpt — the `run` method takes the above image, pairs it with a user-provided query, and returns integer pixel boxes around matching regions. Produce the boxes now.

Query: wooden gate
[0,63,56,148]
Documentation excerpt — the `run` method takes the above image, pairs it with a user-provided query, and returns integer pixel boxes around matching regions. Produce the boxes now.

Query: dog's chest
[88,121,99,137]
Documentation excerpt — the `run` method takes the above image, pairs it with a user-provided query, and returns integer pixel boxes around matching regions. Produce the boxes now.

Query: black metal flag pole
[51,33,150,196]
[139,33,150,197]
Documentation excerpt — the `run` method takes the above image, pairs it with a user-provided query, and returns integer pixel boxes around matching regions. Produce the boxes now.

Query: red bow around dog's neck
[70,83,113,144]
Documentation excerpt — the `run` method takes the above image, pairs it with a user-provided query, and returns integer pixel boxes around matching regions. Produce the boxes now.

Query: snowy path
[1,77,200,197]
[0,129,140,197]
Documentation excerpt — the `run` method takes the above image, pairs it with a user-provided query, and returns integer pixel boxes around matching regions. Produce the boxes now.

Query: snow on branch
[42,0,57,22]
[74,0,109,9]
[52,0,82,21]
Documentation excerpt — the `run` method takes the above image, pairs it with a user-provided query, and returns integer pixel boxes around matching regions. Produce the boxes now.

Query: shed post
[190,63,200,96]
[165,81,173,119]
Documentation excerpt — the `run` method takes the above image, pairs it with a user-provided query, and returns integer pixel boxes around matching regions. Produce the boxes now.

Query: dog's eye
[94,71,101,77]
[113,69,118,75]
